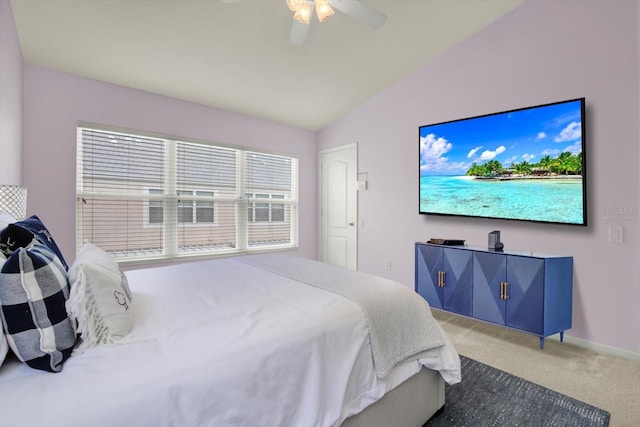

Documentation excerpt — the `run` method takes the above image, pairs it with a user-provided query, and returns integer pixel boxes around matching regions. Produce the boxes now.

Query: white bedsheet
[0,257,460,427]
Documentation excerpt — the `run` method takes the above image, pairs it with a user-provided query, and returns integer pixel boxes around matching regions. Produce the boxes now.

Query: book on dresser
[426,238,465,246]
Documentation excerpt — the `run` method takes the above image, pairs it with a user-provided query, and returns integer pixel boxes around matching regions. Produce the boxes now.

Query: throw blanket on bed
[239,254,444,378]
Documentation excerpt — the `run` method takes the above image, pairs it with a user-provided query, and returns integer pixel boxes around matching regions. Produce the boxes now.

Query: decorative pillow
[0,210,17,231]
[0,243,76,372]
[0,211,17,261]
[0,251,7,367]
[0,215,68,269]
[66,243,134,352]
[0,325,8,368]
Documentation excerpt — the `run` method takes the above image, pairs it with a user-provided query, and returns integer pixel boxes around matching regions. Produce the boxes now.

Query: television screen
[419,98,586,226]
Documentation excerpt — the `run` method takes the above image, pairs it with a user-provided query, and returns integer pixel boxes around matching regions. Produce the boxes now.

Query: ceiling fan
[222,0,387,45]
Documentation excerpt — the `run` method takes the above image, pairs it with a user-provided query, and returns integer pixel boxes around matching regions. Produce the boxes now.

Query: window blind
[77,127,298,263]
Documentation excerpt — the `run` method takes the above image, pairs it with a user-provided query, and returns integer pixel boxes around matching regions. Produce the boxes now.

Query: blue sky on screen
[419,99,583,176]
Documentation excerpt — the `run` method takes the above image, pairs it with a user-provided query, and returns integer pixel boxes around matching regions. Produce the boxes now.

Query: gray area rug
[426,355,610,427]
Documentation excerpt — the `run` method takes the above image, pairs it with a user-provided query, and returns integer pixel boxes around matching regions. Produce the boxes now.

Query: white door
[320,144,357,270]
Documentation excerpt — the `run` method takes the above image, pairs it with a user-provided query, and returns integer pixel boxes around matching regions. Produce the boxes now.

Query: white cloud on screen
[467,146,482,158]
[554,122,582,142]
[420,133,452,171]
[479,145,506,161]
[565,141,583,154]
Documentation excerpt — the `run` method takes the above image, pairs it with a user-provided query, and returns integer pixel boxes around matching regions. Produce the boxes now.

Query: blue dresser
[415,242,573,349]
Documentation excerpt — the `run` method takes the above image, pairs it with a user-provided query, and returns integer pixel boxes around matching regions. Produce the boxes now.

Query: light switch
[608,226,623,243]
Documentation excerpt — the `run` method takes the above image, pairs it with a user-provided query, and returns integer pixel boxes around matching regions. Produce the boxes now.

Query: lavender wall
[0,0,23,185]
[22,66,319,263]
[319,0,640,355]
[637,0,640,354]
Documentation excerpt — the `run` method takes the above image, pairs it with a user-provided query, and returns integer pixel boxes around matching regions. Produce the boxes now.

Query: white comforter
[0,256,460,427]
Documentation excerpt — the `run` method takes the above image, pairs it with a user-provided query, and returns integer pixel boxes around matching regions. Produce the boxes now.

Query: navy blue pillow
[0,243,76,372]
[0,215,68,270]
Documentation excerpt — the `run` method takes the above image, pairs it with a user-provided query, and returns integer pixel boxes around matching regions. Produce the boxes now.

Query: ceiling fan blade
[328,0,387,28]
[290,20,310,45]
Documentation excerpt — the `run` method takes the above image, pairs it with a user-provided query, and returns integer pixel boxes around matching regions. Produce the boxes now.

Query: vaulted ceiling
[11,0,525,131]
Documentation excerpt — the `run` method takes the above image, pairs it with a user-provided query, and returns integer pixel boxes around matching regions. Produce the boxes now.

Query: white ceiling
[10,0,525,131]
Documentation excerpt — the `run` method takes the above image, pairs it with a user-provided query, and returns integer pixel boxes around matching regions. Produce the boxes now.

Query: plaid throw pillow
[0,243,76,372]
[0,251,7,367]
[0,215,68,270]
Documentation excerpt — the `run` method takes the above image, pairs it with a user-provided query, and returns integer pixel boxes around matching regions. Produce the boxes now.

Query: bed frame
[342,367,445,427]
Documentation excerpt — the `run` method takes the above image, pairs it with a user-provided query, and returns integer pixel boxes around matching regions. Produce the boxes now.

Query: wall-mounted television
[419,98,586,226]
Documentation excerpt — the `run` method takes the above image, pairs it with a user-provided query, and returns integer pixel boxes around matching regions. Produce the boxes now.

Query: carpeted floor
[432,311,639,425]
[426,356,610,427]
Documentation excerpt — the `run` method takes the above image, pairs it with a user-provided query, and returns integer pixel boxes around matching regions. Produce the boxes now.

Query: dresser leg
[539,337,545,349]
[560,331,564,342]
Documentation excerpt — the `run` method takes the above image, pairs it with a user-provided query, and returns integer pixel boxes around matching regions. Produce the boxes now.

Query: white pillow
[66,243,134,352]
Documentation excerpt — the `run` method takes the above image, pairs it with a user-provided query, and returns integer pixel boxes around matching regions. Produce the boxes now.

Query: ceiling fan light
[315,1,334,22]
[285,0,299,12]
[293,1,312,24]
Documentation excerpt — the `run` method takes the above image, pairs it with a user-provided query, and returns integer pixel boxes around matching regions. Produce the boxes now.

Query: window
[247,193,286,223]
[77,126,298,262]
[148,189,164,224]
[195,191,215,224]
[271,194,285,222]
[148,189,214,225]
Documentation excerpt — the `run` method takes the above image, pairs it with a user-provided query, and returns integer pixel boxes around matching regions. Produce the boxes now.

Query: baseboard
[548,334,640,360]
[433,310,640,361]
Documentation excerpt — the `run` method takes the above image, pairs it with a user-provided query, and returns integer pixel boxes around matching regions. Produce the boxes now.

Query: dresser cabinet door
[415,244,444,309]
[472,251,507,324]
[442,248,473,316]
[505,255,544,335]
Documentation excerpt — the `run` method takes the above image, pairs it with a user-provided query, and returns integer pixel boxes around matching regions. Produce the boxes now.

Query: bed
[0,245,460,426]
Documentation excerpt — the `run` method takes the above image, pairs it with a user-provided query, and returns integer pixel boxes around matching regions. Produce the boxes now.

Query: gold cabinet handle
[437,271,446,287]
[500,281,509,300]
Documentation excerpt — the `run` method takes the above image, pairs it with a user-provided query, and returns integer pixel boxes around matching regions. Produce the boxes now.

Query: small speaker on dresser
[488,230,501,250]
